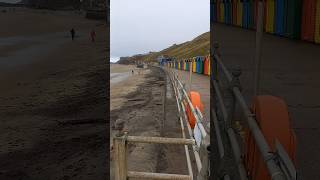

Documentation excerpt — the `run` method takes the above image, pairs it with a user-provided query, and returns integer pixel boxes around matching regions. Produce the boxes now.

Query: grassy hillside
[118,32,209,64]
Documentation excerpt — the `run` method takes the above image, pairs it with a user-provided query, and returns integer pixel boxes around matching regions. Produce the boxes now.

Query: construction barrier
[185,91,204,129]
[244,95,297,180]
[211,0,320,44]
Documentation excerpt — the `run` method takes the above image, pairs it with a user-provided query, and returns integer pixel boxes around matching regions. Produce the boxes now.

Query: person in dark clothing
[90,29,96,42]
[70,28,75,40]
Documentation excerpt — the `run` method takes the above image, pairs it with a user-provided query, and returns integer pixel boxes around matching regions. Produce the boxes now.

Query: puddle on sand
[110,72,131,84]
[0,32,71,70]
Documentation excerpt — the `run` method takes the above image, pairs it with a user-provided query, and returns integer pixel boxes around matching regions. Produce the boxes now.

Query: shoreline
[110,64,150,111]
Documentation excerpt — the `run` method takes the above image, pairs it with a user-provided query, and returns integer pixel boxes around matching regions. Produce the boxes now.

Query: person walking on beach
[70,28,75,41]
[90,29,96,42]
[132,70,134,75]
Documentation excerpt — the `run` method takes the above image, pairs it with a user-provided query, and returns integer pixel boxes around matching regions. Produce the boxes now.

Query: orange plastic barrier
[185,91,204,129]
[244,95,296,180]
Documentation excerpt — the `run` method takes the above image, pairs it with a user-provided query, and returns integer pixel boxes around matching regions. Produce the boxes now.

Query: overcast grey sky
[110,0,209,62]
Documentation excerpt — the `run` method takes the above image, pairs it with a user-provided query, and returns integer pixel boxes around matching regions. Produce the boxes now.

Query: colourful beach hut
[208,55,211,76]
[284,0,303,39]
[248,0,255,29]
[315,0,320,43]
[266,0,276,34]
[192,57,197,73]
[212,0,217,22]
[204,56,209,75]
[237,0,243,26]
[185,59,189,71]
[199,57,204,74]
[301,0,316,42]
[275,0,285,36]
[224,0,232,24]
[217,0,221,22]
[242,0,250,29]
[232,0,238,25]
[220,0,225,23]
[196,57,201,74]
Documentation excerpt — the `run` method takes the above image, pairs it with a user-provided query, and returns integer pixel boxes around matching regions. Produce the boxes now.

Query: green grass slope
[118,32,209,64]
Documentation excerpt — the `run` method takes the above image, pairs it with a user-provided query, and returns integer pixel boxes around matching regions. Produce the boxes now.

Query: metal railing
[113,66,210,180]
[166,67,210,178]
[211,44,297,180]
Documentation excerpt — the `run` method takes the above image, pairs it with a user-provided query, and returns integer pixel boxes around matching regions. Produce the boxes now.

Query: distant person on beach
[90,29,96,42]
[132,70,134,75]
[70,28,75,41]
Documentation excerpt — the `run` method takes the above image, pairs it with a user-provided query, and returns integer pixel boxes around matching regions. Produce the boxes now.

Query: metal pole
[253,1,264,96]
[189,59,192,92]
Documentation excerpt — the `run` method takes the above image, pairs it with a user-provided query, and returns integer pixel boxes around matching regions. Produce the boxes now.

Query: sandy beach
[110,65,188,179]
[0,7,107,180]
[110,64,150,111]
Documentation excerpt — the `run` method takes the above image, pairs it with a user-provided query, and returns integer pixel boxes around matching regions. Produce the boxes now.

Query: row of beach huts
[160,56,211,76]
[211,0,320,43]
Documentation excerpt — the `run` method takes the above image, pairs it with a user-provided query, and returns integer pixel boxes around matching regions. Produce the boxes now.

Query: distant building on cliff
[21,0,106,10]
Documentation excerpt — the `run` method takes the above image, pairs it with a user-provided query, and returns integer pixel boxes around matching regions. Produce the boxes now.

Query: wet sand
[0,8,107,180]
[110,64,150,111]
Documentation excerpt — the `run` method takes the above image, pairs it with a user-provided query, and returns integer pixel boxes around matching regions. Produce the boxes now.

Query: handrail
[127,171,192,180]
[165,66,210,178]
[126,136,195,145]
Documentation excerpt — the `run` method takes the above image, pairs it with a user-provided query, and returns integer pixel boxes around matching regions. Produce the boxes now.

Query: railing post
[197,135,210,180]
[114,136,127,180]
[226,67,242,127]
